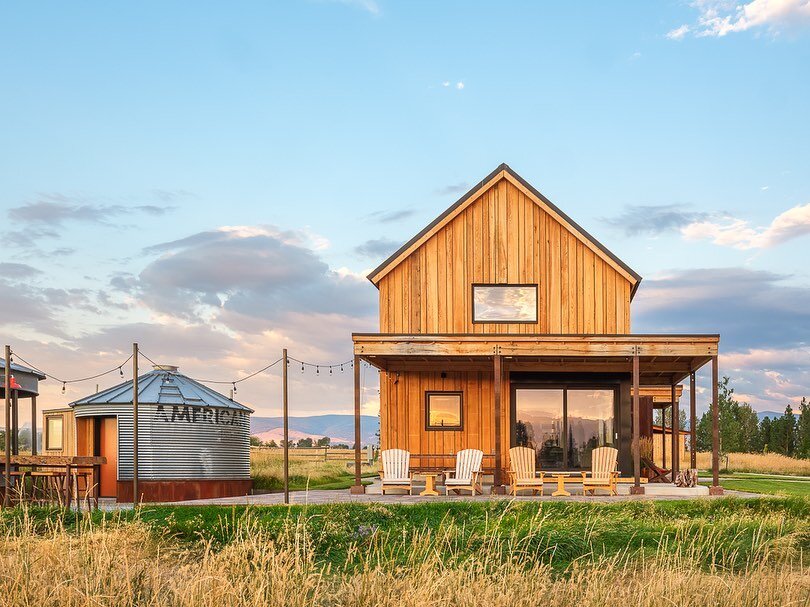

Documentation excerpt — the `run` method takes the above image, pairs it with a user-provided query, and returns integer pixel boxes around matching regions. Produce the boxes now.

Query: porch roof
[352,333,719,384]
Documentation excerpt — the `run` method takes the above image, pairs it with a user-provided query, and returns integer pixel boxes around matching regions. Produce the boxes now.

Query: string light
[232,382,237,394]
[10,350,133,388]
[119,366,124,377]
[61,382,66,394]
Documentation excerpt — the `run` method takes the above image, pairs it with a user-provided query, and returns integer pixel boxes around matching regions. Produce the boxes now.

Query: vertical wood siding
[379,368,509,472]
[377,177,633,334]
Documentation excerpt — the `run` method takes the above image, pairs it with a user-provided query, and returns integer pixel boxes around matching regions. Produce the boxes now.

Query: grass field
[250,448,377,491]
[695,451,810,476]
[1,498,808,605]
[707,473,810,498]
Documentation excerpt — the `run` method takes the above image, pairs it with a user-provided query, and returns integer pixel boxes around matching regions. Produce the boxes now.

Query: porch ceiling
[352,333,719,384]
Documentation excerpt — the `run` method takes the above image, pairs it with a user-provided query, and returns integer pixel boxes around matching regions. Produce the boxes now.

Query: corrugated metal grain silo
[69,364,252,502]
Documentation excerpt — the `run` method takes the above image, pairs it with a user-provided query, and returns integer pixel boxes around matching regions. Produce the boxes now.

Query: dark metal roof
[0,360,47,380]
[70,366,253,412]
[367,163,643,297]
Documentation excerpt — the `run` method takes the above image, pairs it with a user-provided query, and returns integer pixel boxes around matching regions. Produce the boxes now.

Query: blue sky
[1,1,809,420]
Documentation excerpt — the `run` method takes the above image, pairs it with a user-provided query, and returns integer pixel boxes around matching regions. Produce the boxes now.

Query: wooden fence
[251,446,378,463]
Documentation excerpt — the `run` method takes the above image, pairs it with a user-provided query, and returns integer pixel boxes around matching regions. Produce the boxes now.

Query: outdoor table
[418,472,440,496]
[0,455,106,508]
[548,472,574,497]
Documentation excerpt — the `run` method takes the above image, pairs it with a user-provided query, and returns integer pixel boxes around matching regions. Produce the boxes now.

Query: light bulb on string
[233,382,237,394]
[329,366,333,375]
[119,366,124,377]
[340,364,344,372]
[62,382,66,394]
[301,362,305,373]
[316,366,319,375]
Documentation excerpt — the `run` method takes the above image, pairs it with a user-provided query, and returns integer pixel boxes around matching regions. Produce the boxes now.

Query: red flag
[7,375,21,390]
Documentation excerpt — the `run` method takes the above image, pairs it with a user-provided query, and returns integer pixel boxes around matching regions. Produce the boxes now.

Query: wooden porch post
[350,355,365,494]
[493,354,503,494]
[689,371,696,469]
[3,345,10,508]
[709,356,723,495]
[631,350,644,494]
[671,383,679,478]
[30,395,37,456]
[661,404,666,470]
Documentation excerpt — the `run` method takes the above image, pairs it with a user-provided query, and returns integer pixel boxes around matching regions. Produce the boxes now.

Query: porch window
[45,415,64,451]
[425,392,463,430]
[472,284,537,323]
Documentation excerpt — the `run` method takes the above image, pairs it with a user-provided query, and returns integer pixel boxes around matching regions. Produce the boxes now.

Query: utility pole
[132,343,139,505]
[3,346,10,508]
[282,348,289,505]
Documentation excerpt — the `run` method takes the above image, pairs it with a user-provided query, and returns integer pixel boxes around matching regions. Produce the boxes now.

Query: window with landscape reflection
[566,389,615,469]
[426,392,463,429]
[472,285,537,323]
[514,389,564,468]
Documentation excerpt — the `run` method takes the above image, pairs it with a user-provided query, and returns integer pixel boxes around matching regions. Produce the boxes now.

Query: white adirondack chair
[444,449,484,495]
[380,449,413,495]
[581,446,619,496]
[508,446,545,496]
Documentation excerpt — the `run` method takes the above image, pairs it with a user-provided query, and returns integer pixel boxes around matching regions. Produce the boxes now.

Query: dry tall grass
[250,448,375,490]
[695,452,810,476]
[1,512,808,606]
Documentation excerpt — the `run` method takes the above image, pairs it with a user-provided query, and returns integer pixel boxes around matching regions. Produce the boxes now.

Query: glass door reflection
[514,389,564,469]
[566,389,615,469]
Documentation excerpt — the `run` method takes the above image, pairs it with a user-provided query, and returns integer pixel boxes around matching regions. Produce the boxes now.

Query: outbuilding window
[45,415,64,450]
[472,284,538,323]
[425,392,463,430]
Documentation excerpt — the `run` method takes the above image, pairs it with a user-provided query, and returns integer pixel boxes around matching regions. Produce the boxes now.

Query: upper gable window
[472,284,538,323]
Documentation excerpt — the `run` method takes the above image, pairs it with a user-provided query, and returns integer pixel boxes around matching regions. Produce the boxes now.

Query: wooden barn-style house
[350,164,722,495]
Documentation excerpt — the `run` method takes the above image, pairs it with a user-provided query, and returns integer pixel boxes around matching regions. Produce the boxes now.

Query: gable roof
[367,163,643,297]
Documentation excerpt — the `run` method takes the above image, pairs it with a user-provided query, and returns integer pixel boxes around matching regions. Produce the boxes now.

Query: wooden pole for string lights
[132,343,139,505]
[3,346,10,508]
[282,348,289,505]
[671,383,680,477]
[350,356,364,494]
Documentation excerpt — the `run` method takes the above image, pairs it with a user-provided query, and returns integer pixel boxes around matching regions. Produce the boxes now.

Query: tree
[772,405,797,456]
[297,437,313,448]
[696,411,712,452]
[736,403,760,453]
[249,435,263,447]
[266,439,278,449]
[316,436,331,447]
[759,417,772,453]
[797,398,810,459]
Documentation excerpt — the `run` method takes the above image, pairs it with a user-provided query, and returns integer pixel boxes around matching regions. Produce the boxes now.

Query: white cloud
[456,81,464,90]
[441,81,450,88]
[680,203,810,249]
[666,24,690,40]
[670,0,810,38]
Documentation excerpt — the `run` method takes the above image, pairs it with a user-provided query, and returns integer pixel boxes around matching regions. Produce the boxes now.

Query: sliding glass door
[513,385,616,469]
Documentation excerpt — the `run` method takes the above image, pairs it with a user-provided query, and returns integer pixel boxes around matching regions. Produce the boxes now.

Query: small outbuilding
[42,364,252,502]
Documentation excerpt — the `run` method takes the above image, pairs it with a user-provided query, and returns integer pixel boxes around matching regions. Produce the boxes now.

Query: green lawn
[712,475,810,498]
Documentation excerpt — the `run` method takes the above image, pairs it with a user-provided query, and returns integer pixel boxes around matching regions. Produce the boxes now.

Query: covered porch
[350,333,722,496]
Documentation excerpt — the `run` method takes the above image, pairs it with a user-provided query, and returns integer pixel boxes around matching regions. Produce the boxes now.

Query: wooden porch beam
[671,383,679,478]
[631,351,644,494]
[493,354,504,493]
[690,371,697,469]
[709,355,723,495]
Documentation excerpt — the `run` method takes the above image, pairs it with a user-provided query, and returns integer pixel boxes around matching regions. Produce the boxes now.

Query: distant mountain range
[757,410,786,421]
[250,414,379,446]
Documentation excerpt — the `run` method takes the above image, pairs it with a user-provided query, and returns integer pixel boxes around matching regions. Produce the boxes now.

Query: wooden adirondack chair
[443,449,484,495]
[581,446,619,496]
[380,449,413,495]
[508,446,545,496]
